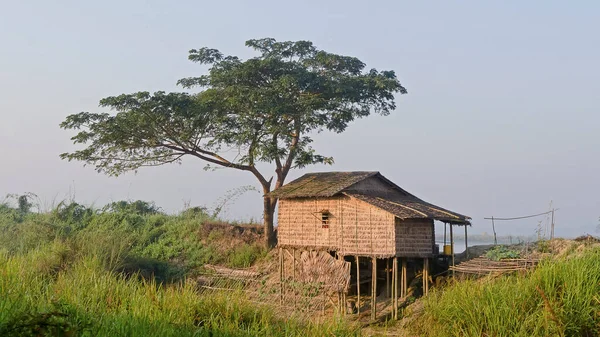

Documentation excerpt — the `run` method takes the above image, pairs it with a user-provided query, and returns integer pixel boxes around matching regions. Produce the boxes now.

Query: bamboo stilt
[371,257,377,321]
[444,222,447,245]
[423,258,429,295]
[401,258,407,298]
[386,258,390,298]
[450,224,455,277]
[464,225,469,259]
[356,256,360,314]
[393,256,398,320]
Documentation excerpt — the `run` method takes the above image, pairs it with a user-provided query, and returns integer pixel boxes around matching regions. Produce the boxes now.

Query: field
[404,239,600,337]
[0,199,357,336]
[2,197,600,336]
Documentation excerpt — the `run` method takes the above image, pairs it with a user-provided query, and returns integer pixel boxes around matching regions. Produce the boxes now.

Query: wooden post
[356,256,360,314]
[337,253,345,315]
[491,216,497,245]
[464,225,469,259]
[393,257,398,320]
[371,257,377,321]
[444,222,447,245]
[450,224,455,277]
[386,258,391,298]
[401,258,407,298]
[423,258,429,295]
[551,209,555,239]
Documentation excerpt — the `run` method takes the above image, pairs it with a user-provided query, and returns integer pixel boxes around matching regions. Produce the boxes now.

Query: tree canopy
[60,38,407,247]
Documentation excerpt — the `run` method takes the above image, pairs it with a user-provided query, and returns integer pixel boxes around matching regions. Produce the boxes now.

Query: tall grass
[0,244,357,336]
[0,199,268,281]
[0,198,357,336]
[412,247,600,336]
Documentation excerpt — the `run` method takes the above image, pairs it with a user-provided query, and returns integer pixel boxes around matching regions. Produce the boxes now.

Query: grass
[0,199,268,281]
[0,243,356,336]
[0,198,357,336]
[410,246,600,336]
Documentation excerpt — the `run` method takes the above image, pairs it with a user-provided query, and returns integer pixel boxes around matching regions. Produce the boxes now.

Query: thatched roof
[269,171,471,225]
[268,171,379,198]
[344,193,469,225]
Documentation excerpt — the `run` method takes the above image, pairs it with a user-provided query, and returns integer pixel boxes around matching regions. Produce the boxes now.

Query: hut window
[321,210,330,228]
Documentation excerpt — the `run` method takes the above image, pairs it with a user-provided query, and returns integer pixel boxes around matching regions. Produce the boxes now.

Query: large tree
[60,38,406,248]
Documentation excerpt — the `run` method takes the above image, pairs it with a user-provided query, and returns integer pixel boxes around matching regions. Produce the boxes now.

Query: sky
[0,1,599,237]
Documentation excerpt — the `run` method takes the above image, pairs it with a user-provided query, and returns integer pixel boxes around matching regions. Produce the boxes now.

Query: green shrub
[228,243,267,268]
[485,245,521,261]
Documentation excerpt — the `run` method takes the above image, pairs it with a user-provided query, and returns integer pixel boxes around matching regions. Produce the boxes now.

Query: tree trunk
[263,195,277,249]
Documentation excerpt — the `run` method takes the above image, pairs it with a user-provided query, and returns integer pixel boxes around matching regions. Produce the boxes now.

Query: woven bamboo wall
[277,195,396,256]
[338,196,395,257]
[277,197,343,250]
[395,218,435,257]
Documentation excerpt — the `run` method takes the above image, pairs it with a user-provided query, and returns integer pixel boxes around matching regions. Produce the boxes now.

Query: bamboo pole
[492,216,497,245]
[337,253,344,315]
[444,222,447,245]
[450,224,455,277]
[393,257,398,320]
[386,258,390,298]
[356,256,360,314]
[401,257,408,298]
[423,258,429,295]
[551,209,555,239]
[464,225,469,259]
[371,257,377,321]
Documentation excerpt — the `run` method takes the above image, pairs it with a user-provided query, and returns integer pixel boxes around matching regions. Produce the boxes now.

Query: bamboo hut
[268,171,471,319]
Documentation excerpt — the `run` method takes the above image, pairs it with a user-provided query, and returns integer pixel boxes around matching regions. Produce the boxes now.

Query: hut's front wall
[277,196,396,257]
[277,197,343,250]
[395,218,435,257]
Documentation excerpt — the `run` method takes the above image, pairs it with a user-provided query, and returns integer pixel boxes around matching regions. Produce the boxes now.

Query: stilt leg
[386,258,390,298]
[423,258,429,295]
[393,256,398,319]
[371,257,377,321]
[465,225,469,259]
[356,256,360,314]
[450,224,455,277]
[401,258,407,298]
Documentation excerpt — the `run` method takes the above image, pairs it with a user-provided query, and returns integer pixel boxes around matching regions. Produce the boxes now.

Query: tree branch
[281,120,301,179]
[161,143,252,171]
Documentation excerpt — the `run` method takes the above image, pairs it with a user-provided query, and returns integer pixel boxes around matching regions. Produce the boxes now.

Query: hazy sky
[1,1,598,237]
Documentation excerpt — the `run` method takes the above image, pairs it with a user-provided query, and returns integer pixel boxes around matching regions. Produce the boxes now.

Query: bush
[485,245,521,261]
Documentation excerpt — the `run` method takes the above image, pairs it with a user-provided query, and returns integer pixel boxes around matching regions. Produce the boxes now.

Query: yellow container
[443,245,453,255]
